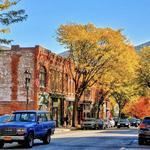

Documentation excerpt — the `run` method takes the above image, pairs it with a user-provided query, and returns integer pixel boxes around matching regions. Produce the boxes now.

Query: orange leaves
[123,97,150,118]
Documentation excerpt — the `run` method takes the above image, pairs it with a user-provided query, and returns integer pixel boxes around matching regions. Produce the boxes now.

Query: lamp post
[24,70,31,110]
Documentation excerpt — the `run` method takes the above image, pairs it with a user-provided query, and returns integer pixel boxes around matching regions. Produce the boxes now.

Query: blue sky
[4,0,150,53]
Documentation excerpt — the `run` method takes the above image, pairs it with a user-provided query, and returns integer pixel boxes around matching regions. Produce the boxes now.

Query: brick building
[0,45,109,126]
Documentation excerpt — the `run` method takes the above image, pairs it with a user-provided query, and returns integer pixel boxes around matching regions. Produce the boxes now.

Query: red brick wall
[0,45,36,115]
[0,45,100,117]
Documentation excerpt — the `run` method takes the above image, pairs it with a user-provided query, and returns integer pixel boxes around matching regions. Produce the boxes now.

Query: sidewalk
[55,127,71,134]
[55,126,80,134]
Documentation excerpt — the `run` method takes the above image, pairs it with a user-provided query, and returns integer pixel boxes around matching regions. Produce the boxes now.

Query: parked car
[97,119,106,129]
[138,117,150,145]
[0,114,11,123]
[136,119,141,126]
[129,118,141,127]
[0,110,56,148]
[117,118,130,128]
[81,118,97,129]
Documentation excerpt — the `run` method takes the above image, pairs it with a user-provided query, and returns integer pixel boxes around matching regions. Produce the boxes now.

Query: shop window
[40,66,47,87]
[84,89,91,99]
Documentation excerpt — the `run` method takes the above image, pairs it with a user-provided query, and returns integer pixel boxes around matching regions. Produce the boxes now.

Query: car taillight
[139,123,147,129]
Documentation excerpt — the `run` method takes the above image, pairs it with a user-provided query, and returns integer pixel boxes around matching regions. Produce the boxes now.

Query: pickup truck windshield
[10,113,36,122]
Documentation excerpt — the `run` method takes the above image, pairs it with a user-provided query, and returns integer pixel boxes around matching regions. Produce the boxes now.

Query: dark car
[129,118,141,127]
[136,119,141,126]
[117,118,130,128]
[97,119,106,129]
[129,118,138,127]
[138,117,150,145]
[0,114,11,123]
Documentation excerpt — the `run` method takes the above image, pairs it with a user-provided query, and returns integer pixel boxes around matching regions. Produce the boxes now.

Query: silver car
[81,118,97,129]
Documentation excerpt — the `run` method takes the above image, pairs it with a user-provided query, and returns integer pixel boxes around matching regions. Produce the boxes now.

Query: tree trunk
[118,106,121,118]
[96,95,104,119]
[72,95,78,127]
[97,107,100,119]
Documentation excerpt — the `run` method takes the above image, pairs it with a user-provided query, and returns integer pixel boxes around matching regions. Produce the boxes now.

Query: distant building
[59,50,70,58]
[135,41,150,51]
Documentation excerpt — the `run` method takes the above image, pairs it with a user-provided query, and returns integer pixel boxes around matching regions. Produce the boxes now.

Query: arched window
[65,74,68,94]
[39,66,47,87]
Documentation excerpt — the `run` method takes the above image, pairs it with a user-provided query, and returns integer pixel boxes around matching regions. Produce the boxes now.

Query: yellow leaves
[57,23,139,101]
[0,28,10,33]
[140,47,150,74]
[137,46,150,94]
[0,0,16,11]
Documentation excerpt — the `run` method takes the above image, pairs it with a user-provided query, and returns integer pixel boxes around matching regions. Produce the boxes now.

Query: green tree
[0,0,27,44]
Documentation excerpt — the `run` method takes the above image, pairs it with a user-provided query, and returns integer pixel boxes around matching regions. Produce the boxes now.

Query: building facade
[0,45,109,126]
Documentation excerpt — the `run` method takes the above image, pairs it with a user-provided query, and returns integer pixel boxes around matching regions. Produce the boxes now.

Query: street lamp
[24,70,31,110]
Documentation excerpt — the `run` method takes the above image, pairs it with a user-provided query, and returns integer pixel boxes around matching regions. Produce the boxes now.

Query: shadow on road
[3,135,150,150]
[99,128,138,134]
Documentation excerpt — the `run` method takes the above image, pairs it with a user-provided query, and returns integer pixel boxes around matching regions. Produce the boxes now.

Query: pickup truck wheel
[18,141,24,145]
[0,141,4,148]
[43,132,51,144]
[25,133,34,148]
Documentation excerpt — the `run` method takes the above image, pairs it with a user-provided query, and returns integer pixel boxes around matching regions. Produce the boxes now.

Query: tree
[137,46,150,96]
[97,44,139,118]
[0,0,27,44]
[57,23,138,127]
[123,97,150,118]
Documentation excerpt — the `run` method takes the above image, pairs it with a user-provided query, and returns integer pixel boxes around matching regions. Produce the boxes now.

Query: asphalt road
[2,128,150,150]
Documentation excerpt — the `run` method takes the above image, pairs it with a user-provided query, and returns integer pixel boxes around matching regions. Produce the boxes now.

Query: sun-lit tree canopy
[137,46,150,96]
[57,23,139,126]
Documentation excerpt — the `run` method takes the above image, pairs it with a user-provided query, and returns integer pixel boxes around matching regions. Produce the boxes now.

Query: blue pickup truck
[0,110,56,148]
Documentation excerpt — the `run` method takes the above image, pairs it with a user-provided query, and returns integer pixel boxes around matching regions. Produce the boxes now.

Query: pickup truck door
[35,113,44,137]
[42,113,50,135]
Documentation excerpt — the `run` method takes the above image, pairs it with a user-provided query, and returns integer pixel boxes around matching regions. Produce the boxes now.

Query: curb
[55,127,81,134]
[55,128,71,134]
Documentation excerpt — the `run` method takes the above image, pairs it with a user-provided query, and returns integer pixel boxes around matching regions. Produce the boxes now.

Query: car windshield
[84,118,95,122]
[119,119,128,123]
[130,119,136,122]
[136,119,141,122]
[0,115,10,122]
[10,113,36,122]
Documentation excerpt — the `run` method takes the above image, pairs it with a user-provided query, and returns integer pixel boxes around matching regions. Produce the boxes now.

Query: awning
[65,97,75,102]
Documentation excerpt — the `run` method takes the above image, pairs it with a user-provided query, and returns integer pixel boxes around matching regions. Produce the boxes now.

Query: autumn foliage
[123,97,150,119]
